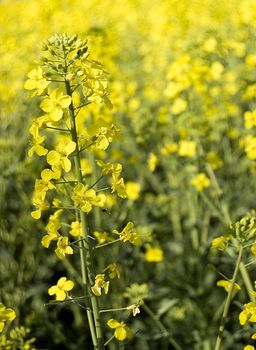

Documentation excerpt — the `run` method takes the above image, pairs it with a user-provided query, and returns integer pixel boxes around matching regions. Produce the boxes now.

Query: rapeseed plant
[4,0,256,348]
[24,33,144,350]
[212,213,256,350]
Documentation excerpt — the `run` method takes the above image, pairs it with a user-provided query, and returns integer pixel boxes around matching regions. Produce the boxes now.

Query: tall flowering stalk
[25,34,138,350]
[212,213,256,350]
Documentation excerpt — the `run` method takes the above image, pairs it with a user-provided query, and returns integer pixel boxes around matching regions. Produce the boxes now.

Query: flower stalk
[64,71,104,349]
[214,244,243,350]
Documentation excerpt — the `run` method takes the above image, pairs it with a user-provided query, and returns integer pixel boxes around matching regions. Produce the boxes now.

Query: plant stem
[214,245,243,350]
[200,193,255,301]
[94,239,120,249]
[142,303,182,350]
[65,76,105,349]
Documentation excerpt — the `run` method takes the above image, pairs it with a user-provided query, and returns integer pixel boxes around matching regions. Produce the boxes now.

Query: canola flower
[91,274,110,296]
[0,304,16,333]
[7,0,256,347]
[191,173,211,191]
[47,141,76,173]
[48,277,74,301]
[113,222,138,245]
[69,221,82,237]
[145,247,164,262]
[72,183,105,213]
[178,140,196,157]
[216,280,241,293]
[148,153,158,172]
[104,263,120,280]
[55,236,73,260]
[239,302,256,325]
[107,319,132,341]
[40,89,71,122]
[24,34,141,349]
[125,182,141,201]
[24,67,50,95]
[211,235,232,251]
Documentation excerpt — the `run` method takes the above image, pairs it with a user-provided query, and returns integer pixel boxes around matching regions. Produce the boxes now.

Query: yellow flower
[47,141,76,173]
[160,142,178,155]
[111,174,127,199]
[203,37,217,52]
[34,169,55,200]
[48,277,74,301]
[113,222,139,245]
[55,236,73,259]
[178,140,196,157]
[81,61,112,108]
[243,136,256,160]
[72,183,104,213]
[244,84,256,100]
[171,97,187,115]
[126,182,141,201]
[211,235,231,251]
[24,67,50,95]
[28,131,48,158]
[93,231,111,244]
[42,228,60,249]
[217,280,241,293]
[81,158,92,176]
[107,319,132,341]
[41,210,62,248]
[29,115,48,136]
[246,54,256,69]
[239,302,256,325]
[69,221,82,237]
[40,89,71,121]
[244,111,256,129]
[209,62,224,80]
[104,263,120,279]
[0,304,16,333]
[191,173,210,191]
[91,274,109,296]
[31,194,50,219]
[244,346,255,350]
[147,153,158,172]
[145,247,163,262]
[96,160,122,176]
[87,119,119,150]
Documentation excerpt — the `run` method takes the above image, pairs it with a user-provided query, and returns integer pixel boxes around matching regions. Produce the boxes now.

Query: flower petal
[59,95,72,109]
[63,280,74,291]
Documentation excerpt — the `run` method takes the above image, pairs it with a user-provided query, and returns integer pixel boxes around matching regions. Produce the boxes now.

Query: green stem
[200,192,254,301]
[46,126,71,132]
[214,245,243,350]
[65,77,104,349]
[104,335,115,347]
[239,262,255,302]
[100,306,130,313]
[199,192,227,225]
[94,239,121,249]
[142,303,182,350]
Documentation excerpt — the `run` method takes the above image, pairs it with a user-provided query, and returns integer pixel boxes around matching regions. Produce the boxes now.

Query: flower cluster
[72,183,105,213]
[0,304,16,333]
[113,222,139,245]
[25,33,137,347]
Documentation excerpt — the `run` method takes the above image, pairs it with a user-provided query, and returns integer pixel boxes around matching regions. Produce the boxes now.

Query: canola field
[2,0,256,349]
